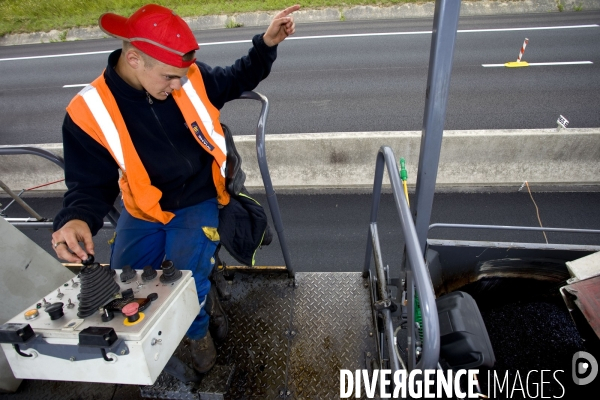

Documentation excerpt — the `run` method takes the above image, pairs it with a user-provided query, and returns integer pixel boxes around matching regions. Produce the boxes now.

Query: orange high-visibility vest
[66,64,230,225]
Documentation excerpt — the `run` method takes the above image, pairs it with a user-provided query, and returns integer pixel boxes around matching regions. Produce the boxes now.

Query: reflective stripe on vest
[180,74,227,177]
[79,85,126,170]
[173,64,227,178]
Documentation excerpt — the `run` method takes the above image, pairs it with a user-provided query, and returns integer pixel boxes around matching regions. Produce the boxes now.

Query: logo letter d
[572,351,598,386]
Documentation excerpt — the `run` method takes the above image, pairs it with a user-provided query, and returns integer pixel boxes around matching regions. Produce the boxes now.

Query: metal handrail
[239,91,294,278]
[0,146,120,228]
[0,146,65,168]
[429,223,600,236]
[363,146,439,372]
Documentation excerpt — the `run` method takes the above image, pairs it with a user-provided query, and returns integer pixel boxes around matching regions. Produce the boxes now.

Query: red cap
[99,4,198,68]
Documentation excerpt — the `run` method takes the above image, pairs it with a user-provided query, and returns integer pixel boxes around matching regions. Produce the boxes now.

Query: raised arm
[263,5,300,47]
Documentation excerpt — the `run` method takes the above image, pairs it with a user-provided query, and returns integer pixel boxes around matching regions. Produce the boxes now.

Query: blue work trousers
[110,198,219,340]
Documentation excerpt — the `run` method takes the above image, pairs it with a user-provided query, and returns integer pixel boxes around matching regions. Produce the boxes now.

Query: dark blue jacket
[54,34,276,235]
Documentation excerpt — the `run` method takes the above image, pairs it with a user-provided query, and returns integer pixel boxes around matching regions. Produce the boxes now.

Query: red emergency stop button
[122,302,144,326]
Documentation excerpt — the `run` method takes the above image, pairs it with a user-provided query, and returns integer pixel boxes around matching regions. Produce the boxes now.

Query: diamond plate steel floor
[1,272,377,400]
[288,273,376,399]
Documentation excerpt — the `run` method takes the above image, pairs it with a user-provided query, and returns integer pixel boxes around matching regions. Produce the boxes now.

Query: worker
[50,3,299,374]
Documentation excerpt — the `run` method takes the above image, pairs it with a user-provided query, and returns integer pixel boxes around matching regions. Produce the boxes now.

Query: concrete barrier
[1,128,599,196]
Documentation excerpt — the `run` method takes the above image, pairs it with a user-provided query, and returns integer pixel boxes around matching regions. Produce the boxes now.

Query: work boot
[206,285,229,341]
[189,332,217,374]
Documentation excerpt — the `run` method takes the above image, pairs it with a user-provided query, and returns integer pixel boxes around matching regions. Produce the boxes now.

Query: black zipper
[146,92,193,208]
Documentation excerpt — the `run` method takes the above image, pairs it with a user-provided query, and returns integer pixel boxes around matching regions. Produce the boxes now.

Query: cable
[523,181,548,244]
[393,325,408,370]
[26,178,65,191]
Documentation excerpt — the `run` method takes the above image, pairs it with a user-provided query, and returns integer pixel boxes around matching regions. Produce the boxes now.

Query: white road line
[62,60,596,87]
[0,50,112,62]
[200,39,252,46]
[456,24,598,33]
[1,24,598,62]
[482,61,594,67]
[281,24,600,42]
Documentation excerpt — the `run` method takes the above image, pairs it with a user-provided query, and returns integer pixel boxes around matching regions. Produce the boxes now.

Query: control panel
[0,259,200,385]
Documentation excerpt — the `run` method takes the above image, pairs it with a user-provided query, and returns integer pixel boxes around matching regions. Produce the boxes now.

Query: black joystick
[82,254,95,266]
[160,260,182,283]
[141,265,157,281]
[120,265,136,282]
[147,293,159,302]
[77,261,120,318]
[46,302,65,320]
[101,308,114,322]
[121,288,134,300]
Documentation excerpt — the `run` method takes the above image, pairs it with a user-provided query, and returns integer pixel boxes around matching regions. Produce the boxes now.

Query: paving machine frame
[2,0,600,398]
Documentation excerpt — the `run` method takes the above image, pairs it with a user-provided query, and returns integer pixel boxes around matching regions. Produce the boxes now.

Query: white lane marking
[280,24,600,42]
[457,24,598,33]
[200,39,252,46]
[65,60,593,87]
[0,50,112,62]
[482,61,594,67]
[1,24,598,61]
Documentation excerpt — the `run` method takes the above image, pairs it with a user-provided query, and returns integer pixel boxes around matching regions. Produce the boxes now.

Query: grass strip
[0,0,426,37]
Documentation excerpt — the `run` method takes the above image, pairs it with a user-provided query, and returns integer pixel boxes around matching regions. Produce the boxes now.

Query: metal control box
[0,269,199,385]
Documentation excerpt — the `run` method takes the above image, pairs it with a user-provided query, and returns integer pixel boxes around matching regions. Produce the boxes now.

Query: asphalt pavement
[4,190,600,273]
[1,12,599,145]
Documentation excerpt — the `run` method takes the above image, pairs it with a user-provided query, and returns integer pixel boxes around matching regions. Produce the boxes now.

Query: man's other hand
[263,5,300,47]
[51,219,94,263]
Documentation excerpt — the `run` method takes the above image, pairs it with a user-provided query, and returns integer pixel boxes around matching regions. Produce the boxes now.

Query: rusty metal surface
[213,271,377,399]
[562,275,600,339]
[217,271,293,399]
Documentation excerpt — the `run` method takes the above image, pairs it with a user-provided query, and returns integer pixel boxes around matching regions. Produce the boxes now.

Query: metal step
[142,271,377,399]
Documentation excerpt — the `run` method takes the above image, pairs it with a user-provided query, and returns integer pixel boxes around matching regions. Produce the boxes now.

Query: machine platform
[1,271,378,400]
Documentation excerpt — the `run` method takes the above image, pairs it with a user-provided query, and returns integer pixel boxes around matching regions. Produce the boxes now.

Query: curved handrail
[0,146,120,228]
[239,91,294,278]
[0,146,65,168]
[363,146,440,372]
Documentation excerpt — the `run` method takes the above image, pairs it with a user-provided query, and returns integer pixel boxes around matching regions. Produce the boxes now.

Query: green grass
[225,19,244,29]
[0,0,425,37]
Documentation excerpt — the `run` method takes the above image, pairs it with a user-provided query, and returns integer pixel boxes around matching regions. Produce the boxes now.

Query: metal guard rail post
[363,145,440,372]
[0,146,120,228]
[239,91,294,278]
